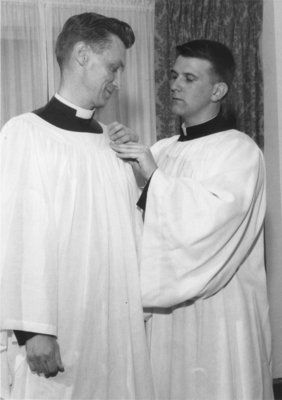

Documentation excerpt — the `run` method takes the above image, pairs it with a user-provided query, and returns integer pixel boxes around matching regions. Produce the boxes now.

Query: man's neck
[55,93,95,119]
[57,75,95,110]
[183,106,221,128]
[183,112,220,128]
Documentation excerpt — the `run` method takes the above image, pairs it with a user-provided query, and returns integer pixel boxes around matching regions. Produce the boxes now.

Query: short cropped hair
[176,39,235,88]
[55,12,135,69]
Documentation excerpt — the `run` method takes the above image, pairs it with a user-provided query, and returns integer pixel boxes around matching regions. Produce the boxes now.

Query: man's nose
[170,77,181,92]
[113,71,121,90]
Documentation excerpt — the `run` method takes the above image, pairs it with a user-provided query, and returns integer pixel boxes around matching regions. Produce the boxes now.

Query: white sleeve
[0,117,58,335]
[140,135,266,308]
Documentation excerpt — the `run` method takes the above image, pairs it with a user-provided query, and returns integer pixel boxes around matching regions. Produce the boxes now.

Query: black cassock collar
[137,112,236,212]
[33,96,103,134]
[178,113,236,142]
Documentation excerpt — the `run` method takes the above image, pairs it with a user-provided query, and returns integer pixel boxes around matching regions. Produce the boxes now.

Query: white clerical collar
[181,122,187,136]
[55,93,95,119]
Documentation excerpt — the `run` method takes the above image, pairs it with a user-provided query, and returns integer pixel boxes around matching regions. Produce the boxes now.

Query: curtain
[1,1,48,123]
[1,0,156,145]
[263,0,282,379]
[154,0,263,147]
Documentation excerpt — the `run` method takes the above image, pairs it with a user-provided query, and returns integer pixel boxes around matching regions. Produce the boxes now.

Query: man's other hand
[110,142,157,181]
[108,121,139,144]
[26,334,64,378]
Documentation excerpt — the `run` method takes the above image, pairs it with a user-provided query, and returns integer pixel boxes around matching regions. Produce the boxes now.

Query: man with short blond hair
[111,39,274,400]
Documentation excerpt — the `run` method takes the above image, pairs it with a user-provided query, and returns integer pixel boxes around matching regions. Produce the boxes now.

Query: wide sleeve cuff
[136,170,157,211]
[14,330,39,346]
[14,330,56,346]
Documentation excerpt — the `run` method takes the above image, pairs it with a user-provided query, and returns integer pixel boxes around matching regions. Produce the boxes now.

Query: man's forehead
[106,35,126,62]
[173,56,213,74]
[89,36,125,68]
[108,34,126,52]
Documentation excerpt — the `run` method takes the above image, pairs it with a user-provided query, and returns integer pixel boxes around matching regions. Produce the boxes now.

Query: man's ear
[211,82,228,102]
[73,42,89,66]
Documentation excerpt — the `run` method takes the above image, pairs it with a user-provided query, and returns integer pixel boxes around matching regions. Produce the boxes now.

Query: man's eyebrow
[170,69,198,79]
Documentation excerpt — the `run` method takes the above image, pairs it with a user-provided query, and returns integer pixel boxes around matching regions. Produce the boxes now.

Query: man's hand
[108,122,139,144]
[110,142,157,181]
[26,334,64,378]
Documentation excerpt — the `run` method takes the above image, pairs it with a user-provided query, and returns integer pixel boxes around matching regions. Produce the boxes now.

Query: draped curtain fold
[1,0,156,145]
[154,0,263,147]
[1,1,48,123]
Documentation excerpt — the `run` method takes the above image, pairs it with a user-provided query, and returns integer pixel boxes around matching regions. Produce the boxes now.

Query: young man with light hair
[111,39,274,400]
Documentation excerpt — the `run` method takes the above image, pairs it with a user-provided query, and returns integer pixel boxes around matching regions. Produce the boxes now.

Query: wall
[262,0,282,379]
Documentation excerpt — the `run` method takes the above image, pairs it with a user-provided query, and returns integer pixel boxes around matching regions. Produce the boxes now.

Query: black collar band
[178,113,236,142]
[33,97,103,133]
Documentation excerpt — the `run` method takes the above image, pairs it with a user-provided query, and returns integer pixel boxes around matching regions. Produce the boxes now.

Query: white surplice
[141,130,274,400]
[0,113,154,399]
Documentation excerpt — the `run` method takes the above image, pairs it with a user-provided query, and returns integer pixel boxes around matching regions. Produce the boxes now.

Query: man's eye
[108,66,117,74]
[170,73,177,80]
[185,76,194,82]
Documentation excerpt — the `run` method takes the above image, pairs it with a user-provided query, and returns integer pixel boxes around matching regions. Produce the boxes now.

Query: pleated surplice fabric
[141,130,274,400]
[0,113,155,399]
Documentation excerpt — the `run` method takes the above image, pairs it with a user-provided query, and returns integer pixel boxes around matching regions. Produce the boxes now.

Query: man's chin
[98,93,113,107]
[171,105,185,117]
[95,99,109,108]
